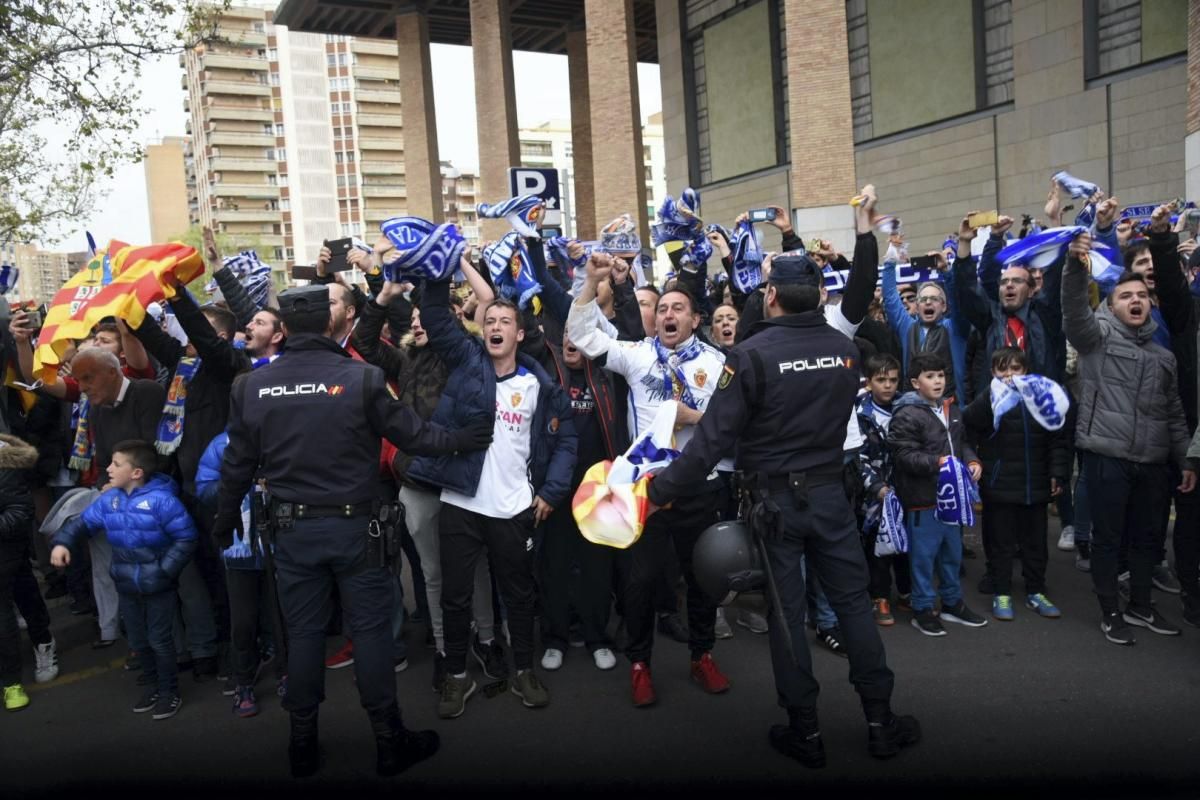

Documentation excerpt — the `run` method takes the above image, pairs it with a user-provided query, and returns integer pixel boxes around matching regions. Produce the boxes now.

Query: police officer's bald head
[278,285,332,338]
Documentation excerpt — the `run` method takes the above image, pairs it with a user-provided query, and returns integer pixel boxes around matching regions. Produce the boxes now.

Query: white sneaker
[14,605,26,631]
[714,607,733,639]
[736,610,769,634]
[1057,525,1075,552]
[592,648,616,671]
[540,648,564,671]
[34,638,59,684]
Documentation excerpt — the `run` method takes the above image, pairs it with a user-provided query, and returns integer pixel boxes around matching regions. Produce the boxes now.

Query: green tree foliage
[0,1,230,244]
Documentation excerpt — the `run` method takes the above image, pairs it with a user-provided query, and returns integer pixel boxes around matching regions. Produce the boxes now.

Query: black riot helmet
[691,520,764,603]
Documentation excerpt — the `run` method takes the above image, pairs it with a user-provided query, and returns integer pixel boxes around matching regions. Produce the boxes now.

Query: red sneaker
[324,639,354,669]
[690,652,730,694]
[631,661,656,707]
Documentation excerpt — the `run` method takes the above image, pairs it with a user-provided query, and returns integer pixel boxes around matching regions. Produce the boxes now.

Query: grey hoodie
[1062,261,1189,466]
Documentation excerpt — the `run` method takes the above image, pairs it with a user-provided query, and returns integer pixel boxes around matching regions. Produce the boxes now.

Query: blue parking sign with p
[509,168,562,227]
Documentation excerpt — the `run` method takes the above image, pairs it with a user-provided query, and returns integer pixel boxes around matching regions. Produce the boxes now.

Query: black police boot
[867,712,922,759]
[288,707,321,778]
[768,706,825,768]
[369,704,440,777]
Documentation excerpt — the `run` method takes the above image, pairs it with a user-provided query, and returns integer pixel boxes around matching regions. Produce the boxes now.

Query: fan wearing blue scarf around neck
[565,250,733,702]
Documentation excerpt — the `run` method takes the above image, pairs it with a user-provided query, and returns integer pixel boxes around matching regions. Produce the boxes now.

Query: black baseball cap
[769,254,824,287]
[277,284,329,314]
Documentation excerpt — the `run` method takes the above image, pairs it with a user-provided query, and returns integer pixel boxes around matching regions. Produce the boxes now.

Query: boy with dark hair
[50,439,198,719]
[888,353,987,636]
[963,347,1071,620]
[856,353,911,625]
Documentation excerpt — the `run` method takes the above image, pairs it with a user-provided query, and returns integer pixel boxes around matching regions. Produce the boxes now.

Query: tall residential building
[441,162,479,246]
[4,243,73,305]
[143,136,193,242]
[181,3,406,276]
[518,113,666,238]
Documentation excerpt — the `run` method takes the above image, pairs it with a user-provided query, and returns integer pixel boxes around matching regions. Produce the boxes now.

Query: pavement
[4,517,1200,798]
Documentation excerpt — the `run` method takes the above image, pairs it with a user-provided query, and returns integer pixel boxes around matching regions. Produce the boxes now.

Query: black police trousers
[274,515,396,714]
[618,490,720,664]
[764,483,894,715]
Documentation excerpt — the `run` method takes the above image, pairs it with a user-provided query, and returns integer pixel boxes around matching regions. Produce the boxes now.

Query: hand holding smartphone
[967,211,999,229]
[323,237,354,272]
[748,208,777,223]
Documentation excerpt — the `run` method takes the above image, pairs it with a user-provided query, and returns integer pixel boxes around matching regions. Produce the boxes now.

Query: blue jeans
[801,555,838,631]
[1072,462,1092,542]
[906,511,963,612]
[120,589,179,695]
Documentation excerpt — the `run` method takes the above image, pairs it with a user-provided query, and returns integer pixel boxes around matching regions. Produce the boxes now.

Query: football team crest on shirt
[511,392,523,408]
[694,368,707,388]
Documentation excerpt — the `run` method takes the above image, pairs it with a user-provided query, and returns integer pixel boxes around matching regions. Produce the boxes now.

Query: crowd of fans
[0,177,1196,739]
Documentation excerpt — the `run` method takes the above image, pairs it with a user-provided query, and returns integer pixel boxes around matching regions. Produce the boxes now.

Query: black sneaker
[471,636,508,680]
[152,693,182,720]
[910,610,946,637]
[656,612,690,644]
[868,714,922,759]
[815,628,848,658]
[1101,612,1136,646]
[192,656,218,683]
[769,725,826,768]
[940,601,988,627]
[132,688,159,713]
[123,651,141,672]
[1122,607,1182,636]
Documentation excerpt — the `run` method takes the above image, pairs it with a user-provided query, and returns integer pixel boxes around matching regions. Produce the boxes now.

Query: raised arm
[1061,234,1103,355]
[566,254,635,376]
[1148,213,1192,338]
[880,254,913,341]
[169,286,248,383]
[527,235,571,326]
[351,283,411,381]
[130,307,185,372]
[420,273,478,368]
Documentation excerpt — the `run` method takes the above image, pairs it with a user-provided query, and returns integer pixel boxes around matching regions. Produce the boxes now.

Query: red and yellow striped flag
[33,240,204,382]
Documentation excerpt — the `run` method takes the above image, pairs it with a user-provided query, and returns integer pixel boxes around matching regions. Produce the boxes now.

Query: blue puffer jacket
[52,474,197,595]
[195,431,227,507]
[407,279,578,507]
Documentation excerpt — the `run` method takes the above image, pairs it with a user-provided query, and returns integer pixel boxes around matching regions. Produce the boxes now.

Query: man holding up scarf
[567,252,730,708]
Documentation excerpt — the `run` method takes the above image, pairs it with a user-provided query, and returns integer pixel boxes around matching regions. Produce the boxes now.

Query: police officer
[213,284,491,778]
[647,254,920,769]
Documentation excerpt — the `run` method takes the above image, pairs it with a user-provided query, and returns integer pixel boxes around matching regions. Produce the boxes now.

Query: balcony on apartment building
[215,206,283,223]
[209,131,276,147]
[359,161,404,174]
[357,113,402,128]
[214,26,267,47]
[351,63,397,81]
[361,183,406,198]
[210,157,276,172]
[355,86,402,104]
[359,137,403,151]
[350,39,399,57]
[206,103,274,122]
[214,182,281,198]
[200,74,272,97]
[201,51,269,71]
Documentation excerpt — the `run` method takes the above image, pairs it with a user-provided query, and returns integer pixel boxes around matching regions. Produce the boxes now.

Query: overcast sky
[49,43,661,249]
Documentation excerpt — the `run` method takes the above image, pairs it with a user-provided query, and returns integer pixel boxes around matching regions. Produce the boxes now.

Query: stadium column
[396,7,443,222]
[785,0,858,253]
[567,26,597,240]
[470,0,521,240]
[1187,1,1200,201]
[584,0,649,246]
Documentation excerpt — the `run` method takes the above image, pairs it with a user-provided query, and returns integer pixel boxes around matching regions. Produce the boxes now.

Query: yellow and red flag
[33,240,204,382]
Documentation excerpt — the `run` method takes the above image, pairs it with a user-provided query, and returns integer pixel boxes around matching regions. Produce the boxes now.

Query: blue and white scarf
[0,263,19,295]
[874,492,909,556]
[730,219,763,294]
[477,195,545,238]
[1053,171,1099,200]
[484,233,542,309]
[207,250,271,310]
[650,188,703,248]
[996,226,1120,270]
[379,216,467,282]
[155,356,201,455]
[936,456,976,527]
[988,374,1070,433]
[545,235,587,277]
[652,334,704,410]
[251,353,279,370]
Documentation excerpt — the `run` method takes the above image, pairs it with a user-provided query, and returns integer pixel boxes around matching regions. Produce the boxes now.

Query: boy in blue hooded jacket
[51,439,197,720]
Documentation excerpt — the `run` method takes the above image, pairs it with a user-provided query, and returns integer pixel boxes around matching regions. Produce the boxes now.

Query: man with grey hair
[71,348,165,476]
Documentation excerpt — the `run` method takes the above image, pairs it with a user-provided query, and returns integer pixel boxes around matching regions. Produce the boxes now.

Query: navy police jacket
[650,310,860,505]
[407,279,578,508]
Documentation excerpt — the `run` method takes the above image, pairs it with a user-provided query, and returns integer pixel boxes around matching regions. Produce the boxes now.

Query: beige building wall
[143,137,192,242]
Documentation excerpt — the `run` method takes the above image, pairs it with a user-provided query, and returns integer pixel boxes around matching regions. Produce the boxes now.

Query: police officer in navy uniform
[214,284,491,779]
[647,255,920,768]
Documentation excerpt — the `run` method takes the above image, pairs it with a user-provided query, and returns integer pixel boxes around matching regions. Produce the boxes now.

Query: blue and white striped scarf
[477,195,545,238]
[380,216,467,282]
[874,492,909,556]
[155,356,200,455]
[936,456,976,527]
[0,263,19,294]
[207,250,271,310]
[651,188,703,247]
[988,374,1069,433]
[652,334,703,410]
[730,219,763,293]
[484,233,542,309]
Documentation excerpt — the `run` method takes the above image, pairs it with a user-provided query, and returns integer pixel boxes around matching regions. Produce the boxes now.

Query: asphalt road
[4,518,1199,798]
